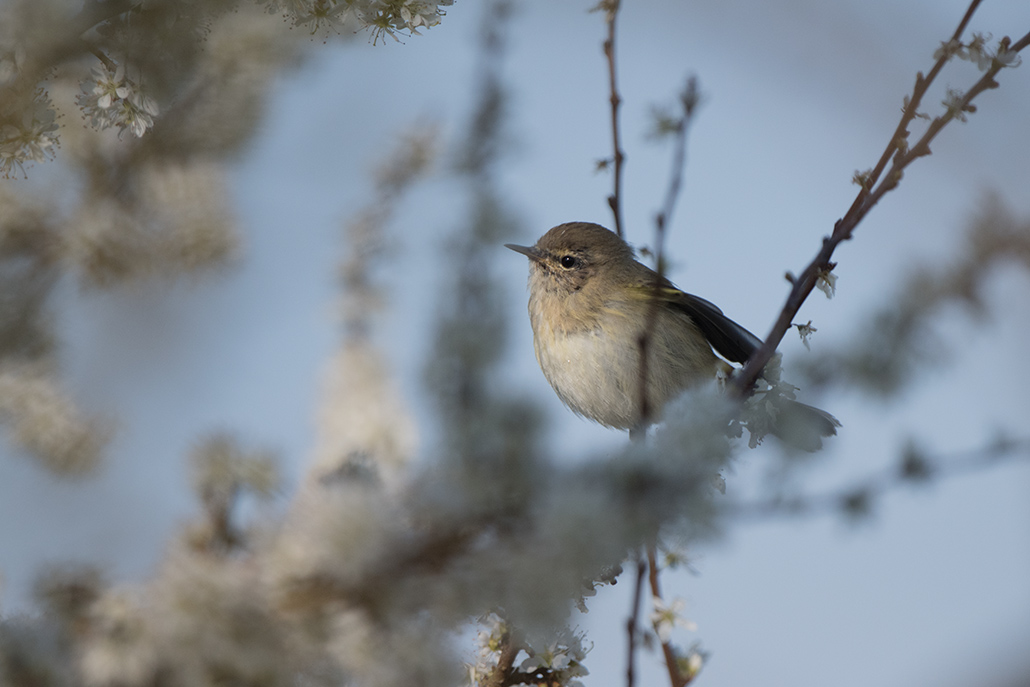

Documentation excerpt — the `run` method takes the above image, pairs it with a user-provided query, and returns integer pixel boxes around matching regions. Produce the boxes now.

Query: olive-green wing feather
[629,282,840,447]
[669,287,842,444]
[660,287,763,364]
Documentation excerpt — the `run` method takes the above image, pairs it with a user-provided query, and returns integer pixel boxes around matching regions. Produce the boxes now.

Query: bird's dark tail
[774,400,841,452]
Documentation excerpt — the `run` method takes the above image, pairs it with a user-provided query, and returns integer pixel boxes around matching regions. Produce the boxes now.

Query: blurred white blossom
[79,589,158,687]
[0,363,110,475]
[649,596,696,643]
[993,38,1023,69]
[675,644,706,681]
[942,87,970,123]
[933,38,965,62]
[267,0,454,41]
[796,320,817,350]
[933,32,1022,72]
[816,268,837,298]
[191,433,279,504]
[310,344,417,486]
[66,162,239,286]
[963,32,992,70]
[0,89,59,178]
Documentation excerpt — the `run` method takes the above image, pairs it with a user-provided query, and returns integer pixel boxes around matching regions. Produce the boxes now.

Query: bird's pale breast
[529,298,721,429]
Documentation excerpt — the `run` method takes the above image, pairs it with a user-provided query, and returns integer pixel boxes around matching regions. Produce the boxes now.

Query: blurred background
[2,1,1029,685]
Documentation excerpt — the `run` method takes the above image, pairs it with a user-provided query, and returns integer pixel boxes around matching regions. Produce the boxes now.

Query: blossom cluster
[739,354,799,449]
[933,32,1023,70]
[76,65,159,139]
[0,364,109,475]
[266,0,454,41]
[466,615,591,687]
[650,596,697,643]
[0,89,59,179]
[517,629,591,687]
[648,596,706,681]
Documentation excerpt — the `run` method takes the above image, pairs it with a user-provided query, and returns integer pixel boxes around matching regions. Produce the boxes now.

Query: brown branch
[481,625,523,687]
[87,46,118,73]
[278,521,482,614]
[647,544,692,687]
[655,77,700,233]
[602,0,626,239]
[626,553,647,687]
[634,239,664,432]
[845,0,984,217]
[732,3,1029,396]
[635,78,700,432]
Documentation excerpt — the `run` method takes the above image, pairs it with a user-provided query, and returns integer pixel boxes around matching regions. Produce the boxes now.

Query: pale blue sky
[2,2,1029,686]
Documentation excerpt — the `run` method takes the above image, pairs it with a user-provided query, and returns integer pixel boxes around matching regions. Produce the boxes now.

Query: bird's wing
[659,286,763,364]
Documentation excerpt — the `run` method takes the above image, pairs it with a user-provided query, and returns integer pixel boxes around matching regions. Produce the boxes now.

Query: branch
[655,77,700,233]
[723,436,1030,522]
[87,46,118,73]
[732,2,1029,395]
[601,0,626,239]
[481,626,522,687]
[626,553,646,687]
[635,77,701,432]
[647,545,693,687]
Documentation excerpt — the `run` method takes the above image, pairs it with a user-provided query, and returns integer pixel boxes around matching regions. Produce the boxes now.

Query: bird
[506,221,839,450]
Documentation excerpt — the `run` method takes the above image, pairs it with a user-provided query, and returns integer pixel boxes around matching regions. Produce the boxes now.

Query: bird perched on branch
[507,222,839,450]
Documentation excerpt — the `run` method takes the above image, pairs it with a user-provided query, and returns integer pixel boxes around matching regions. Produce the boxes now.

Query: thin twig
[647,544,690,687]
[733,2,1029,395]
[86,46,117,72]
[602,0,626,239]
[635,78,701,431]
[843,0,984,219]
[655,77,700,232]
[481,624,522,687]
[626,552,647,687]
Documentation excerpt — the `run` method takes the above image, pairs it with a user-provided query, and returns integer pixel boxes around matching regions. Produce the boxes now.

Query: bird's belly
[533,323,714,429]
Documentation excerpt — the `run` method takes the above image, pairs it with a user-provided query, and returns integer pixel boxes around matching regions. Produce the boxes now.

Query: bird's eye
[559,255,578,269]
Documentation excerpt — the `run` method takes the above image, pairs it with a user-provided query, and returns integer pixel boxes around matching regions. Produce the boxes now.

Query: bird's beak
[505,243,546,263]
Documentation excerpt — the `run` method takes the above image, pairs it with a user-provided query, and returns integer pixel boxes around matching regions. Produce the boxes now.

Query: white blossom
[290,0,355,36]
[796,320,817,350]
[994,39,1023,69]
[399,0,451,34]
[466,613,506,680]
[955,33,1023,71]
[816,268,837,298]
[77,64,159,138]
[675,644,707,680]
[942,87,969,123]
[965,32,993,71]
[649,596,697,643]
[518,628,591,682]
[932,38,965,62]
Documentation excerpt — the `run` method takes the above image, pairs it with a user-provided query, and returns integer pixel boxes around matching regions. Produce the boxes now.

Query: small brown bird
[506,222,838,449]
